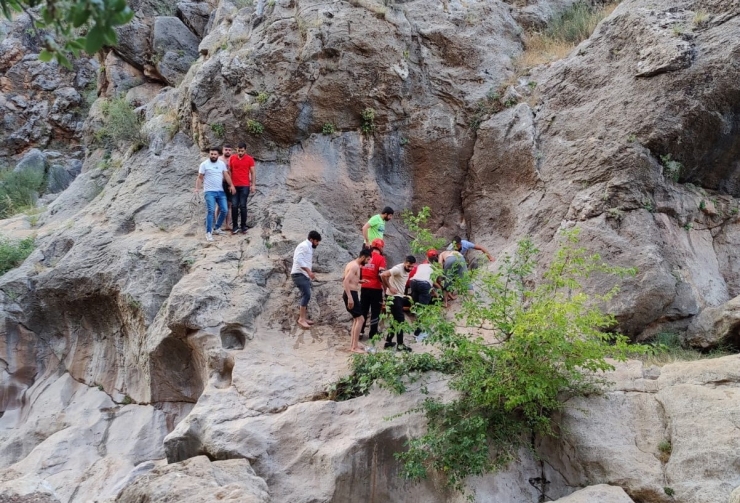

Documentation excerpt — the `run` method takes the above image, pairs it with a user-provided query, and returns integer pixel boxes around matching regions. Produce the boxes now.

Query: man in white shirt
[380,255,416,352]
[409,249,441,338]
[291,230,322,329]
[195,147,236,242]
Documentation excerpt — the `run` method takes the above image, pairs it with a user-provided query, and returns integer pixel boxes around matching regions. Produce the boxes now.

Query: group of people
[292,207,494,354]
[195,144,256,242]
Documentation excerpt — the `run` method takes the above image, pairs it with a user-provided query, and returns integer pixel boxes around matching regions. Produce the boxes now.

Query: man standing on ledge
[291,230,322,329]
[360,238,387,340]
[362,206,394,248]
[229,142,255,234]
[343,248,372,353]
[195,147,235,242]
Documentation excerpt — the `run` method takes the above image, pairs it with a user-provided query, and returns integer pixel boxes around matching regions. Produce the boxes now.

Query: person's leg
[385,296,404,346]
[231,189,240,231]
[368,289,382,339]
[293,274,312,328]
[204,192,216,233]
[241,186,250,230]
[360,288,371,336]
[215,192,228,230]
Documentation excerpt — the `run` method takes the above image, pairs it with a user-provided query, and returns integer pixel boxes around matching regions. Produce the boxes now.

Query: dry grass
[515,2,619,73]
[634,332,734,367]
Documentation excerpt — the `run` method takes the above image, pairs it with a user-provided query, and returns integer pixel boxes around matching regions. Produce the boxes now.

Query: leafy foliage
[660,154,682,182]
[95,97,147,149]
[0,168,45,218]
[361,107,375,135]
[322,122,336,135]
[333,209,646,493]
[0,235,35,275]
[2,0,134,68]
[246,119,264,135]
[401,206,446,254]
[545,1,603,44]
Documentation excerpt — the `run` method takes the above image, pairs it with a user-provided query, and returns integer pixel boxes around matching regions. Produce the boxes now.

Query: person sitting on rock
[195,146,235,242]
[229,142,255,235]
[291,230,322,329]
[380,255,416,352]
[362,206,394,249]
[343,248,372,353]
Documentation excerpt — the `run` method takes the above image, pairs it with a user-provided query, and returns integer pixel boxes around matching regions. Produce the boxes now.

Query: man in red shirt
[228,142,256,234]
[359,238,386,340]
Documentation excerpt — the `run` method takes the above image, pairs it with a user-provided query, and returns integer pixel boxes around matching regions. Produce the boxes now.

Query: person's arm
[362,221,371,244]
[249,164,256,191]
[296,244,316,280]
[342,266,354,306]
[473,244,494,261]
[223,170,236,194]
[382,268,399,295]
[195,173,204,192]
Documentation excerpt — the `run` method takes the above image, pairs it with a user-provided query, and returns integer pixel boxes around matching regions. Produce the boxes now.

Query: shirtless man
[343,249,372,353]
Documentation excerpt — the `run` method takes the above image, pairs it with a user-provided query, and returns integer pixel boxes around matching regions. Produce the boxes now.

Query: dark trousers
[360,287,383,338]
[386,296,405,346]
[410,280,432,336]
[231,186,250,230]
[292,273,311,307]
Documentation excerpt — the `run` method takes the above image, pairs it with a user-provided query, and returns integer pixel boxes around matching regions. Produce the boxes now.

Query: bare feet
[350,347,366,354]
[306,319,315,325]
[297,319,311,329]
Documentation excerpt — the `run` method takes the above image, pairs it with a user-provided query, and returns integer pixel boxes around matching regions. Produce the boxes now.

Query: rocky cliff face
[1,0,739,501]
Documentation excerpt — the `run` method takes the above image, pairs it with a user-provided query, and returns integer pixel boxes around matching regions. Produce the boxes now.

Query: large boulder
[553,485,635,503]
[152,16,201,86]
[177,1,212,38]
[686,295,740,349]
[13,148,46,178]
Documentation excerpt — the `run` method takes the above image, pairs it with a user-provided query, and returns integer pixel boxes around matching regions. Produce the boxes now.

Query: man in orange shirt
[229,142,256,234]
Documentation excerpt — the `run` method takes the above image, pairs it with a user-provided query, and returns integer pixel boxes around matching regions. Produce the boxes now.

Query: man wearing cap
[360,238,387,340]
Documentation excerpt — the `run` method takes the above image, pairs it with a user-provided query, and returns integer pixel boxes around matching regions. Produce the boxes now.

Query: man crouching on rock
[343,248,372,353]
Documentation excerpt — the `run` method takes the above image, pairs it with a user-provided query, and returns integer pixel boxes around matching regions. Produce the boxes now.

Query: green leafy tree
[1,0,134,67]
[333,208,646,494]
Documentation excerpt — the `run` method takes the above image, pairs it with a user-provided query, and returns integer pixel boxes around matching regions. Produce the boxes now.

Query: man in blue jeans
[195,147,235,242]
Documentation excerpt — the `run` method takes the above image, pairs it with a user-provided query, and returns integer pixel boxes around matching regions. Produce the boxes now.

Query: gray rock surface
[13,148,46,177]
[177,1,212,38]
[152,16,201,86]
[553,485,635,503]
[686,295,740,349]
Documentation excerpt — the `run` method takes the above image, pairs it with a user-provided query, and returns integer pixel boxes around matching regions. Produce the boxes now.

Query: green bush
[0,168,45,218]
[0,235,35,276]
[96,97,147,149]
[545,1,605,44]
[361,107,375,135]
[333,209,645,493]
[246,119,264,135]
[322,123,336,135]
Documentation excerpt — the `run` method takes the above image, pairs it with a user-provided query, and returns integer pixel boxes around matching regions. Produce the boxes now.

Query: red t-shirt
[361,251,386,290]
[229,154,254,186]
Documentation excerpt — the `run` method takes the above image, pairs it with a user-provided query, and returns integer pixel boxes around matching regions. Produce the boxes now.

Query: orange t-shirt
[229,154,254,186]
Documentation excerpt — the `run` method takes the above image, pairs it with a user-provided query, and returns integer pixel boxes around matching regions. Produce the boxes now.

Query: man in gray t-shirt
[195,147,235,242]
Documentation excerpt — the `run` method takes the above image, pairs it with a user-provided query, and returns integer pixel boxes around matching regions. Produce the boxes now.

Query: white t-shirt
[291,239,314,277]
[199,159,227,192]
[411,263,434,285]
[385,263,409,297]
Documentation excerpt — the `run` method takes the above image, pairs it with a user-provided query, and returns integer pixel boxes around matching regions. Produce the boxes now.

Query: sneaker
[240,227,248,234]
[397,344,412,353]
[383,341,396,349]
[213,228,225,235]
[232,228,240,235]
[415,332,429,343]
[206,232,213,242]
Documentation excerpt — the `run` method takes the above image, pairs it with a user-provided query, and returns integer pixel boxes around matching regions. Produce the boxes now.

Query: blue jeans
[231,186,250,230]
[204,191,228,233]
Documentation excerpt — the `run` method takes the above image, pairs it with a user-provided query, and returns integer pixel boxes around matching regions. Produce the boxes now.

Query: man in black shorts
[343,248,372,353]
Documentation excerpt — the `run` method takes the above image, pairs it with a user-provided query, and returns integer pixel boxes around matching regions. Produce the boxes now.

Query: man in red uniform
[359,238,386,340]
[228,142,256,234]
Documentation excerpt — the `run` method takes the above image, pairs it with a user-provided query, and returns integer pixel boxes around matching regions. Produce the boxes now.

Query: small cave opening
[219,324,248,350]
[150,337,205,403]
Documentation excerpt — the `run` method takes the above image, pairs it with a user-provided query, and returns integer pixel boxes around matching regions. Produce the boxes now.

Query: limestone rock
[686,295,740,349]
[13,148,46,177]
[152,16,201,86]
[113,456,269,503]
[101,50,146,97]
[553,485,635,503]
[730,486,740,503]
[177,1,212,38]
[113,16,153,70]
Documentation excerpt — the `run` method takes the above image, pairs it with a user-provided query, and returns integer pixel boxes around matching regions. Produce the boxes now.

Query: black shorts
[343,291,363,318]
